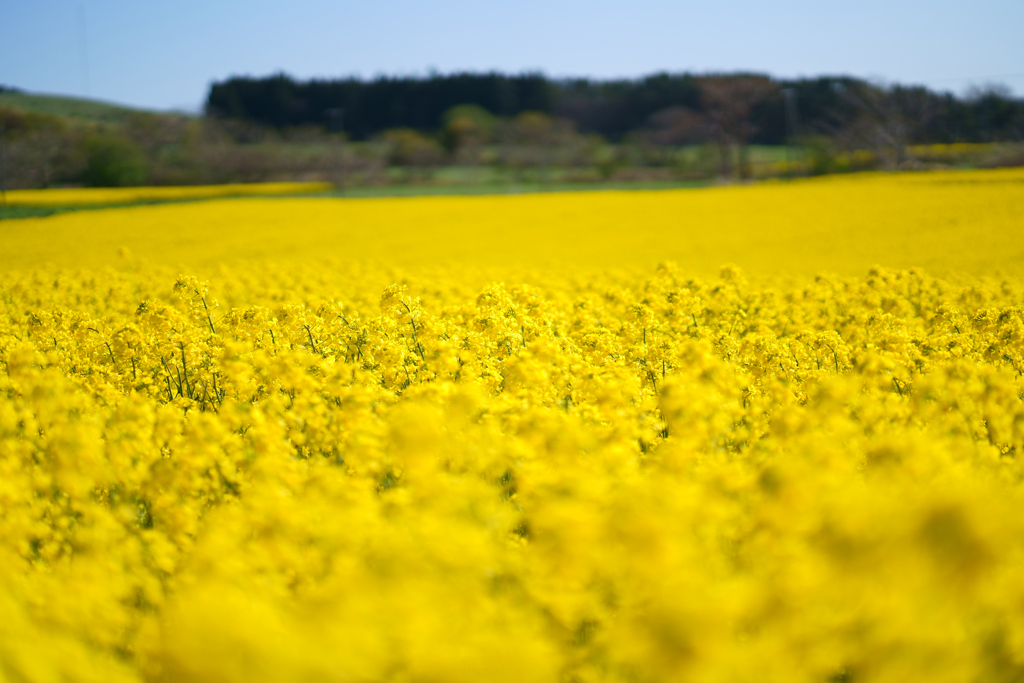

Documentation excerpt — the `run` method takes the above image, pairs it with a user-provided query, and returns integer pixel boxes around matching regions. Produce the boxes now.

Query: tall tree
[697,75,780,178]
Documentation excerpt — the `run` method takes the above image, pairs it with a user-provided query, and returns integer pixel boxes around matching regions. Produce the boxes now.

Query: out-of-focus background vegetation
[2,71,1022,193]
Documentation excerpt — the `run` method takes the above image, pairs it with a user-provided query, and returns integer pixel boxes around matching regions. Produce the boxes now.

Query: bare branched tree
[698,75,779,178]
[642,106,712,146]
[831,82,937,169]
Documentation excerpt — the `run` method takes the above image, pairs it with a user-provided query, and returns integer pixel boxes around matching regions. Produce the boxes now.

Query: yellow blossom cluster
[2,167,1021,276]
[1,169,1023,682]
[3,182,331,207]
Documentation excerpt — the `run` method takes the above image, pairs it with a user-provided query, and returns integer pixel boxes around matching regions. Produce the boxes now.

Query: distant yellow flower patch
[2,167,1023,277]
[3,181,331,206]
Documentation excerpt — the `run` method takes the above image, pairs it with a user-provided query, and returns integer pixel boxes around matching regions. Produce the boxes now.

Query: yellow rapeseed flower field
[1,168,1023,683]
[2,182,331,207]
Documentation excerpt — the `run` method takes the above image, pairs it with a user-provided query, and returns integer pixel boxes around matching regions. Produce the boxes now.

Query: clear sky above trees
[2,0,1023,111]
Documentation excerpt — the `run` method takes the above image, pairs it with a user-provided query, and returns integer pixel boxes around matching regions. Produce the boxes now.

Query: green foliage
[0,206,71,220]
[381,129,444,167]
[0,92,144,127]
[441,104,497,131]
[440,104,497,152]
[509,111,556,143]
[801,136,881,175]
[81,134,150,187]
[0,105,66,138]
[802,137,839,176]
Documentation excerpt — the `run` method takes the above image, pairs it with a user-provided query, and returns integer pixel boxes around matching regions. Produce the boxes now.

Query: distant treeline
[206,72,1024,143]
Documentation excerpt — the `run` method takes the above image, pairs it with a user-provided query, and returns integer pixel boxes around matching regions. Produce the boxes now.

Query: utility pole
[324,108,345,194]
[781,88,800,178]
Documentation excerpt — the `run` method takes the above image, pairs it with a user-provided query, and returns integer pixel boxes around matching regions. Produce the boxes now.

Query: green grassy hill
[0,91,164,126]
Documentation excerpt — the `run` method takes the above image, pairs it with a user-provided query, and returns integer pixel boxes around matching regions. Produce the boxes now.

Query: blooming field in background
[2,182,331,207]
[1,169,1024,682]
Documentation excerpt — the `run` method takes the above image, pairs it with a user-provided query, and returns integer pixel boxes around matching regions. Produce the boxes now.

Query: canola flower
[2,168,1022,276]
[1,169,1024,682]
[2,182,331,207]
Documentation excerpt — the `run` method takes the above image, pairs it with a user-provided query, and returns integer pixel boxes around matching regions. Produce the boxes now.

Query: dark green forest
[206,71,1024,144]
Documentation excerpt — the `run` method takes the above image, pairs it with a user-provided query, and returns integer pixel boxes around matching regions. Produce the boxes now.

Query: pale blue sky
[2,0,1022,111]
